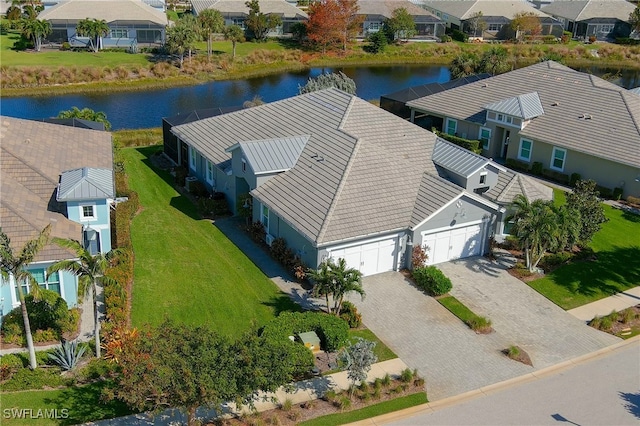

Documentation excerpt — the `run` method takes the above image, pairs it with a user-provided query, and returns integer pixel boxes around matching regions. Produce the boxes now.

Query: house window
[445,118,457,135]
[242,158,247,172]
[14,269,61,299]
[488,23,502,32]
[368,22,381,31]
[189,146,197,170]
[518,139,533,162]
[110,29,128,38]
[232,19,246,29]
[84,228,101,255]
[206,161,214,185]
[497,113,503,121]
[261,204,269,230]
[479,127,491,150]
[505,116,513,124]
[550,147,566,171]
[80,204,96,220]
[479,172,487,185]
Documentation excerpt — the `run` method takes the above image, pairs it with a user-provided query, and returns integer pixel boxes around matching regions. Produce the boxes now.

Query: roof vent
[579,113,592,120]
[481,82,489,88]
[552,101,559,106]
[310,152,324,162]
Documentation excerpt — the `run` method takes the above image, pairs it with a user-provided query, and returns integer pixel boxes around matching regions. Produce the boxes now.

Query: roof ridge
[574,0,592,21]
[338,95,357,130]
[0,181,52,236]
[620,91,640,140]
[0,146,58,188]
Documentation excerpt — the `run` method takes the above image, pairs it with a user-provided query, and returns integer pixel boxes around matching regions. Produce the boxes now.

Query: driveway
[352,253,619,401]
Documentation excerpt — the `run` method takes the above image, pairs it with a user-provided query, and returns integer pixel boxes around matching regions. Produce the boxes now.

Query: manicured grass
[553,188,567,207]
[528,204,640,310]
[299,392,428,426]
[122,146,299,337]
[438,295,490,332]
[0,382,133,425]
[349,328,397,362]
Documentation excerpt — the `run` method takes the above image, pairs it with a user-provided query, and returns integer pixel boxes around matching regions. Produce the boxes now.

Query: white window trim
[479,171,488,185]
[9,266,67,308]
[241,158,247,173]
[518,138,533,162]
[79,203,97,221]
[550,147,567,172]
[479,127,491,150]
[189,146,197,170]
[206,161,214,185]
[445,118,457,135]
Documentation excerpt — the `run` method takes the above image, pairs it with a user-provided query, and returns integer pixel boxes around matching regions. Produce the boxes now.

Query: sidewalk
[567,286,640,322]
[89,358,409,425]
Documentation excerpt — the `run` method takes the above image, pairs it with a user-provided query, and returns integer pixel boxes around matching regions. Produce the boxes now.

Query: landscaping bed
[589,305,640,339]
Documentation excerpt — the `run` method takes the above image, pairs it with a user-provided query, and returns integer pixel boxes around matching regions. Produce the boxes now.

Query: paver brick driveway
[351,253,619,401]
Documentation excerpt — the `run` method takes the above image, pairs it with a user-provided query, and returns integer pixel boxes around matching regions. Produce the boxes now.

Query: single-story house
[406,61,640,198]
[38,0,168,48]
[541,0,636,41]
[414,0,563,39]
[169,88,552,276]
[0,116,115,320]
[357,0,445,39]
[190,0,308,36]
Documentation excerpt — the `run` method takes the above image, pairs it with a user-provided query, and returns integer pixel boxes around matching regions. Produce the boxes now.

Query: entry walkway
[90,358,409,425]
[568,286,640,322]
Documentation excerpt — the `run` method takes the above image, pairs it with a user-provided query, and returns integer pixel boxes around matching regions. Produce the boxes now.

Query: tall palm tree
[76,18,109,52]
[20,18,52,52]
[48,238,122,358]
[197,9,224,59]
[308,260,335,314]
[223,24,244,60]
[0,225,51,370]
[450,52,479,79]
[308,258,365,315]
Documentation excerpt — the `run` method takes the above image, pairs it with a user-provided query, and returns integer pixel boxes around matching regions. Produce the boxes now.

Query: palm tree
[76,18,109,52]
[166,15,199,67]
[20,18,52,52]
[308,260,335,314]
[479,46,511,76]
[308,258,365,315]
[48,238,122,358]
[197,9,224,59]
[450,52,479,79]
[57,106,111,130]
[223,24,244,59]
[0,225,51,370]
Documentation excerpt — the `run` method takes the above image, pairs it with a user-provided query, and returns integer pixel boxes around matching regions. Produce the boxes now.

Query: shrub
[612,187,623,200]
[449,29,468,42]
[248,221,266,243]
[468,316,492,333]
[270,237,288,263]
[541,251,573,269]
[400,368,413,383]
[411,245,429,269]
[542,35,557,44]
[323,389,338,402]
[595,185,613,199]
[0,354,25,369]
[627,196,640,206]
[2,367,68,391]
[531,161,543,176]
[542,168,570,184]
[49,340,87,371]
[198,196,229,217]
[435,131,481,153]
[588,35,596,43]
[621,308,636,324]
[337,396,352,411]
[507,345,520,359]
[174,166,188,186]
[599,314,613,331]
[279,398,293,411]
[189,180,209,198]
[561,31,572,44]
[440,34,452,43]
[412,266,452,296]
[570,173,581,187]
[339,301,362,328]
[505,158,530,172]
[61,42,71,50]
[260,311,349,352]
[358,380,370,393]
[381,373,391,387]
[367,30,388,53]
[589,315,602,330]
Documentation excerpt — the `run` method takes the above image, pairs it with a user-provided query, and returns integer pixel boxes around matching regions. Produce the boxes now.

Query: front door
[501,130,511,159]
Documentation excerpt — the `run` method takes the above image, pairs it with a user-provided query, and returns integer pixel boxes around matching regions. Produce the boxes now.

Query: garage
[422,223,484,265]
[328,236,399,276]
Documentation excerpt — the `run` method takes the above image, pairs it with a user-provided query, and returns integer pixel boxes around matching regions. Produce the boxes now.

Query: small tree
[566,180,608,246]
[223,24,245,59]
[339,337,377,393]
[57,106,112,130]
[307,258,364,314]
[385,7,416,42]
[244,0,282,42]
[298,71,356,95]
[450,52,479,79]
[305,0,342,53]
[478,46,510,75]
[76,18,109,52]
[511,12,542,41]
[20,18,51,51]
[166,15,199,67]
[336,0,363,51]
[467,11,486,37]
[198,9,224,59]
[367,30,387,53]
[630,6,640,34]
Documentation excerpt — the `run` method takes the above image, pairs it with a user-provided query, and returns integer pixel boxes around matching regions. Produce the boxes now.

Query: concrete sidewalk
[567,286,640,322]
[89,358,409,425]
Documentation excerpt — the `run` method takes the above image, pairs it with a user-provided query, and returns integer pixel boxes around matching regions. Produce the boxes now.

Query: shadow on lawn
[546,246,640,297]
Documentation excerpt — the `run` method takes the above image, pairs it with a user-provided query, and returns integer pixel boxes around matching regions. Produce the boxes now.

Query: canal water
[1,64,637,130]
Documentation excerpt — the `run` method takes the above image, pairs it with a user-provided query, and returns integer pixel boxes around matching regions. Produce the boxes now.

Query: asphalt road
[387,340,640,426]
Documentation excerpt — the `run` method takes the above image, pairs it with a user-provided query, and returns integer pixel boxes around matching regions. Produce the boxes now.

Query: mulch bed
[503,346,533,367]
[590,305,640,338]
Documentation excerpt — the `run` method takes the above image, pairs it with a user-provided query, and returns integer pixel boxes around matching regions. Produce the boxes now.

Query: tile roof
[38,0,168,25]
[541,0,636,22]
[172,89,461,246]
[0,116,113,262]
[415,0,552,20]
[191,0,308,18]
[483,170,554,204]
[432,138,491,177]
[410,173,464,227]
[483,92,544,120]
[57,167,115,201]
[358,0,440,20]
[227,135,309,175]
[407,61,640,169]
[629,87,640,95]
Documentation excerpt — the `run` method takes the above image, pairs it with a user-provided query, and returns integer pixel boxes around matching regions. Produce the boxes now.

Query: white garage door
[422,223,483,265]
[328,237,398,276]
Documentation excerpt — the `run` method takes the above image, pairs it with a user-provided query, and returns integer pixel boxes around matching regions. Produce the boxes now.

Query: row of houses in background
[5,0,636,47]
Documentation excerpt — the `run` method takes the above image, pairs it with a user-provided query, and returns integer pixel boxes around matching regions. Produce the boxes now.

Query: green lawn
[438,295,479,324]
[299,392,428,426]
[528,202,640,310]
[123,146,298,336]
[0,383,133,426]
[349,328,397,362]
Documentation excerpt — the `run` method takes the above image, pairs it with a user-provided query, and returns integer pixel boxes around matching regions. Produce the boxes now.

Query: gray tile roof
[432,138,491,177]
[227,135,309,174]
[407,61,640,169]
[38,0,168,25]
[483,91,544,120]
[0,116,113,262]
[191,0,308,18]
[358,0,440,20]
[483,170,554,204]
[416,0,552,20]
[57,167,115,201]
[541,0,636,22]
[410,172,464,227]
[173,89,460,246]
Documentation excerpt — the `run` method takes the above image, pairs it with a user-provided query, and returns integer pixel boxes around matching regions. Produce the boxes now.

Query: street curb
[347,335,640,425]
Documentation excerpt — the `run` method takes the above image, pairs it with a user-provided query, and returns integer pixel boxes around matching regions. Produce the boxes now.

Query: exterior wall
[466,164,500,193]
[46,24,165,46]
[231,149,257,189]
[185,141,236,212]
[1,265,78,322]
[66,199,112,253]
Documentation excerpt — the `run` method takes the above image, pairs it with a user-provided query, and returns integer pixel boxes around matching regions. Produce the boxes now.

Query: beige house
[407,61,640,198]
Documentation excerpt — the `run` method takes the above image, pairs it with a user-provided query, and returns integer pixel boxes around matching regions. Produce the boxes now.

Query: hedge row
[412,266,452,296]
[435,130,482,153]
[259,311,349,352]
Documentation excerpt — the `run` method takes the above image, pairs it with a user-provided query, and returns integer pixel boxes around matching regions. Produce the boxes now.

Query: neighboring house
[405,61,640,198]
[0,116,115,320]
[38,0,168,48]
[357,0,445,39]
[190,0,308,36]
[541,0,636,41]
[414,0,563,39]
[169,88,551,276]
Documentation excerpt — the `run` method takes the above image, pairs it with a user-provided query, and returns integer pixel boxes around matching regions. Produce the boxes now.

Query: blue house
[0,116,114,322]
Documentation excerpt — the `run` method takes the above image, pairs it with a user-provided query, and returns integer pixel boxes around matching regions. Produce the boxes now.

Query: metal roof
[483,91,544,120]
[227,135,309,175]
[432,138,490,177]
[191,0,308,18]
[57,167,115,201]
[38,0,168,25]
[541,0,636,22]
[358,0,440,20]
[415,0,552,20]
[629,87,640,96]
[407,61,640,169]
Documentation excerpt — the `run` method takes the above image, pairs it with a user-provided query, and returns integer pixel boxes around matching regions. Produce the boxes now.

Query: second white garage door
[422,224,484,265]
[328,237,398,276]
